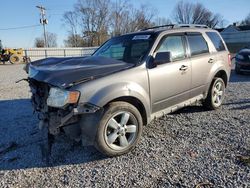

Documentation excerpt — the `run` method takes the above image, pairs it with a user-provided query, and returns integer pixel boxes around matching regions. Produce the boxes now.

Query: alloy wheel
[104,111,138,151]
[212,80,224,107]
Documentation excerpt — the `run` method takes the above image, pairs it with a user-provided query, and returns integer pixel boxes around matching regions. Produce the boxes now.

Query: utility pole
[36,5,48,47]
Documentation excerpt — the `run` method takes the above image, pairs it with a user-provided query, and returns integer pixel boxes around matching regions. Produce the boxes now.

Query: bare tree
[34,37,45,48]
[64,34,86,47]
[241,13,250,25]
[110,0,131,36]
[46,32,57,47]
[34,32,57,47]
[63,11,81,47]
[154,17,172,26]
[75,0,110,46]
[110,1,156,36]
[173,1,223,28]
[63,0,157,46]
[129,5,155,31]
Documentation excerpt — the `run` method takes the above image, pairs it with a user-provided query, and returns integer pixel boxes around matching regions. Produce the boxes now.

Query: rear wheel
[9,54,21,64]
[203,77,225,110]
[95,102,143,156]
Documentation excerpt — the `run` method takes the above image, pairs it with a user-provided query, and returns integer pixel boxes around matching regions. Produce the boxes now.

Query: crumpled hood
[28,56,134,88]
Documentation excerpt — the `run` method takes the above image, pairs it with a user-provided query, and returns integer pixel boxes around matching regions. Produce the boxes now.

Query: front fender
[88,82,151,119]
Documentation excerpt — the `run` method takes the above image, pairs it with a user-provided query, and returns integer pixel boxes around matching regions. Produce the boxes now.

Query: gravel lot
[0,64,249,187]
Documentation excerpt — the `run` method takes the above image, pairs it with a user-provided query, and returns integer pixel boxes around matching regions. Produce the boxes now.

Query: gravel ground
[0,64,249,188]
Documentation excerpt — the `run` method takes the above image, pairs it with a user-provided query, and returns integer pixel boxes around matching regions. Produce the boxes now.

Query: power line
[0,24,40,31]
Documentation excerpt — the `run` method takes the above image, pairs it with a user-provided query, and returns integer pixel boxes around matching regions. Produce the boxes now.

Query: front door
[148,35,191,113]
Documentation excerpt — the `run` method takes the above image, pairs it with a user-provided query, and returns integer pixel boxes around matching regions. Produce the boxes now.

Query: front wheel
[203,77,225,110]
[95,102,143,156]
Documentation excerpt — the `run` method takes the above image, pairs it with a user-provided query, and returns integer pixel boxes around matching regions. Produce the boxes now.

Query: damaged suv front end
[29,75,104,161]
[28,54,138,161]
[28,56,128,141]
[28,32,157,159]
[30,79,81,137]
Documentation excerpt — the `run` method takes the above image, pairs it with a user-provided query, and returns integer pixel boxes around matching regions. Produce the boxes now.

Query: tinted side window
[206,32,226,51]
[157,36,185,61]
[187,34,209,56]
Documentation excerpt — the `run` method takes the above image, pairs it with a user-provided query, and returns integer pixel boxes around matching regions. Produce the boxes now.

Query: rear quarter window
[187,34,209,56]
[206,32,226,51]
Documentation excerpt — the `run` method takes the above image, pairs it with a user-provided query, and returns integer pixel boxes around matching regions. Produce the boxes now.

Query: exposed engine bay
[29,78,102,162]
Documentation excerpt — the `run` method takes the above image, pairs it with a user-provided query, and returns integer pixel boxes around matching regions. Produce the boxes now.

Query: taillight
[228,54,232,67]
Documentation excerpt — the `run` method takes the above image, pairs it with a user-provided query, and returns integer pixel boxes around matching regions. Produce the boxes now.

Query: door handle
[208,58,214,63]
[179,65,188,71]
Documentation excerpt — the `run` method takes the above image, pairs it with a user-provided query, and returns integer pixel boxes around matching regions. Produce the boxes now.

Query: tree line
[34,0,250,48]
[62,0,161,47]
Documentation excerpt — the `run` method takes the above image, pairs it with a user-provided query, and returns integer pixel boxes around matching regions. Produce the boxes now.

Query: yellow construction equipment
[0,40,30,64]
[0,48,24,64]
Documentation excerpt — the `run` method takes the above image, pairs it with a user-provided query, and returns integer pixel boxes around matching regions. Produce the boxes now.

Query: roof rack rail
[140,24,175,31]
[140,24,209,31]
[174,24,209,28]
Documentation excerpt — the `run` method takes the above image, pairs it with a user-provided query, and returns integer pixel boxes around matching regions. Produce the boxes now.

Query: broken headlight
[47,87,80,108]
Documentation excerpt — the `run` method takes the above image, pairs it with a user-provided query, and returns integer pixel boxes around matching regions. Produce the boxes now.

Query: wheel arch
[213,70,228,87]
[204,69,229,99]
[105,96,148,126]
[83,81,151,125]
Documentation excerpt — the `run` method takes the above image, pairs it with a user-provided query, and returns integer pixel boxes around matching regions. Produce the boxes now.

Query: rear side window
[206,32,226,51]
[187,34,209,56]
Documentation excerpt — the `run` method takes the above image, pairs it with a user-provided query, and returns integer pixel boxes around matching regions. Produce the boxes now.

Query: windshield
[93,34,156,64]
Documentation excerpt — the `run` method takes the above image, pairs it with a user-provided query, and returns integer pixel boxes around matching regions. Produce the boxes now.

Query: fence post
[64,49,66,57]
[45,49,48,58]
[24,49,28,57]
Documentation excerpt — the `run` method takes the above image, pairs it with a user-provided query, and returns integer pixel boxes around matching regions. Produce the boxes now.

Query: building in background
[220,23,250,53]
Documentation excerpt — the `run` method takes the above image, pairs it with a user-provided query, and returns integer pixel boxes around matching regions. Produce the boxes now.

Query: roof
[222,24,250,33]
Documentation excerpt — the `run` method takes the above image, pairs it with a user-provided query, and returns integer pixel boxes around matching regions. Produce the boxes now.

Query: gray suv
[28,24,231,158]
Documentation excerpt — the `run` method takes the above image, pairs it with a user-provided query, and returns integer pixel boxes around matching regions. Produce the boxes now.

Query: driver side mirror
[154,51,171,65]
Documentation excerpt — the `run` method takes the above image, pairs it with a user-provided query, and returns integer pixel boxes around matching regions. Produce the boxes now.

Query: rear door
[185,32,215,98]
[148,34,192,113]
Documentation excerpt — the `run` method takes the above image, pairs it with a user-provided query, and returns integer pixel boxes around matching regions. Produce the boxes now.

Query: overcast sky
[0,0,249,48]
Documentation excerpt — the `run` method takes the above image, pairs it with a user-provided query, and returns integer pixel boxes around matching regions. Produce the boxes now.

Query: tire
[95,102,143,157]
[203,77,225,110]
[235,64,241,74]
[9,54,21,64]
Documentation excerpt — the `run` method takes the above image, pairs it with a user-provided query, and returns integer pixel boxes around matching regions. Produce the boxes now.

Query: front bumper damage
[29,79,102,162]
